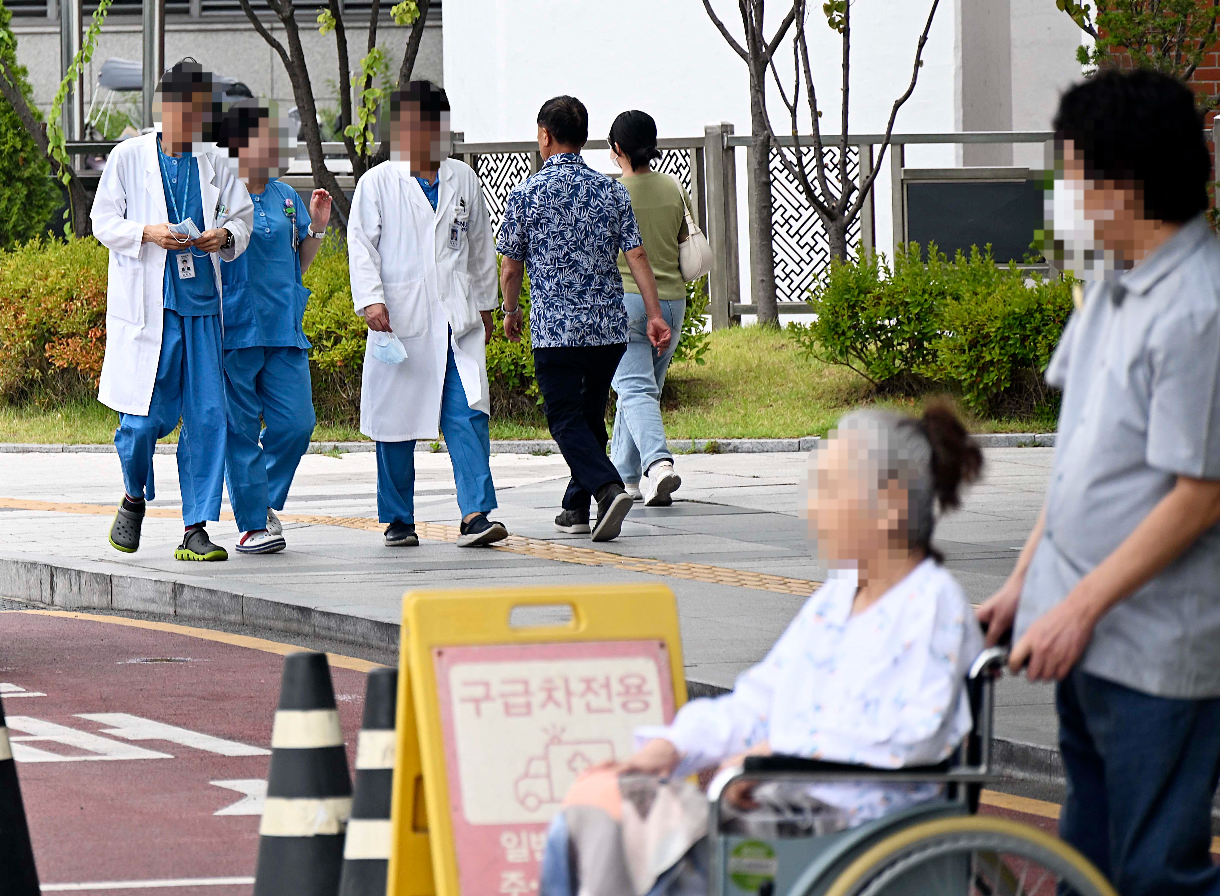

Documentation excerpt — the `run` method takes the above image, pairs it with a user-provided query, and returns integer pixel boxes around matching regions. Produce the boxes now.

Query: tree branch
[702,0,750,61]
[236,0,292,72]
[796,2,835,204]
[837,0,851,211]
[762,4,797,62]
[850,0,941,223]
[328,0,361,177]
[393,0,433,91]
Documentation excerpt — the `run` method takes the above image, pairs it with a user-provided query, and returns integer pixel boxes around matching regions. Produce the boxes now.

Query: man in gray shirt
[979,71,1219,896]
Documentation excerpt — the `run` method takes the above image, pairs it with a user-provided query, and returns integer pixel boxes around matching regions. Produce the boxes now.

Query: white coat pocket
[383,278,429,340]
[107,253,146,327]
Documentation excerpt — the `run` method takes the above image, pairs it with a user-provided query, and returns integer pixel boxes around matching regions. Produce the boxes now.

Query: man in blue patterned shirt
[498,95,671,543]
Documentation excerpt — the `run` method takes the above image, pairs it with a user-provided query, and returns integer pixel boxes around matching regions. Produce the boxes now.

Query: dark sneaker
[457,513,509,547]
[384,522,419,547]
[175,525,228,562]
[554,509,591,534]
[592,485,633,543]
[109,498,145,553]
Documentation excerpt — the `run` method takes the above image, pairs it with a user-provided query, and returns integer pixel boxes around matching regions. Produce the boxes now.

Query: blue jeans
[115,309,226,527]
[375,343,497,524]
[610,294,685,484]
[1056,667,1219,896]
[223,346,316,533]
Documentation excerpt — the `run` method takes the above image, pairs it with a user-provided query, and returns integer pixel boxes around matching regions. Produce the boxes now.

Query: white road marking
[77,713,270,757]
[211,778,267,816]
[0,683,46,697]
[5,717,172,762]
[41,876,255,891]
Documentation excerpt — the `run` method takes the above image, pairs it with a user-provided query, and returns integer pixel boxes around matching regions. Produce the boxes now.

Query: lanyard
[157,136,208,258]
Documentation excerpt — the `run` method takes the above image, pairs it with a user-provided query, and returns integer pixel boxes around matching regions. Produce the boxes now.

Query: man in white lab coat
[92,59,253,561]
[348,81,508,548]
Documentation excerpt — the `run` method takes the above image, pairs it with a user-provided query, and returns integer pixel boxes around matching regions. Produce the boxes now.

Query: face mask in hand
[370,330,408,365]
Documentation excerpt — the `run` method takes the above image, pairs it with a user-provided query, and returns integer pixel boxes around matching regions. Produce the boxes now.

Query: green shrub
[0,236,108,404]
[788,244,942,392]
[936,264,1073,416]
[301,234,367,426]
[0,2,60,248]
[672,275,710,366]
[787,243,1074,418]
[486,259,541,420]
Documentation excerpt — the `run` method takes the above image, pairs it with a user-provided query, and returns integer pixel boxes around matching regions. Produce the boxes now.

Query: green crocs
[175,525,228,562]
[109,501,145,554]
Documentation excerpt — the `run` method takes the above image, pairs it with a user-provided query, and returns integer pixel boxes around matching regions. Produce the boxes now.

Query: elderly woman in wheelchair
[540,407,1117,896]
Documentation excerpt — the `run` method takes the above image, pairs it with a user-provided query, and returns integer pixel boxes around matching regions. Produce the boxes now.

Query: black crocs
[109,499,145,553]
[175,525,228,562]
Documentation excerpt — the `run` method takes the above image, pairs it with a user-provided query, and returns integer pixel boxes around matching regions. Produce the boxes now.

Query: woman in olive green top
[608,110,693,507]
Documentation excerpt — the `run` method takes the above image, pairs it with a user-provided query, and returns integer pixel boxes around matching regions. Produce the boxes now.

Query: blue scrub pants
[376,344,496,525]
[115,309,226,527]
[223,346,316,533]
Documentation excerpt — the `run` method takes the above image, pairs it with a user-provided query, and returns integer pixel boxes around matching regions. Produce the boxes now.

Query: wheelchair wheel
[820,816,1117,896]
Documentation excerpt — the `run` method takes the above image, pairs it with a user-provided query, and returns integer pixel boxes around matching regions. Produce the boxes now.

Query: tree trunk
[747,65,778,327]
[371,0,432,166]
[279,10,353,221]
[826,215,848,263]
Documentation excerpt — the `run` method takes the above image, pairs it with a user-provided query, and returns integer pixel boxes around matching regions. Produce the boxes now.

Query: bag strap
[666,173,703,237]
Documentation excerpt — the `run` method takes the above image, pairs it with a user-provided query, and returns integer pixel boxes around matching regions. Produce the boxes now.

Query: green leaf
[317,8,336,34]
[390,0,419,26]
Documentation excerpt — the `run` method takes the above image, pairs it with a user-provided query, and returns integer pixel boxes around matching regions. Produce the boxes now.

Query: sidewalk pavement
[0,445,1058,773]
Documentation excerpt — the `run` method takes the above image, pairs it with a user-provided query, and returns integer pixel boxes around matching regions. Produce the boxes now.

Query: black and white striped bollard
[338,666,398,896]
[254,651,352,896]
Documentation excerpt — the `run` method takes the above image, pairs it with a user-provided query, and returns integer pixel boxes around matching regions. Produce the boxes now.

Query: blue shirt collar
[543,151,584,169]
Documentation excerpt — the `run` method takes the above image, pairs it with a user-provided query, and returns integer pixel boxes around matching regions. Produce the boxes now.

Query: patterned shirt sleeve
[495,187,529,261]
[615,183,644,254]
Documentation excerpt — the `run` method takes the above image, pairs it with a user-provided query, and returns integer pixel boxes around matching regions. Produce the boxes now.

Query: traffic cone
[338,667,398,896]
[0,693,40,896]
[254,651,352,896]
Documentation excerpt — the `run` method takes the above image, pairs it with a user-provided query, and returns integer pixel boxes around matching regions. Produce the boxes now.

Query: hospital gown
[636,558,984,825]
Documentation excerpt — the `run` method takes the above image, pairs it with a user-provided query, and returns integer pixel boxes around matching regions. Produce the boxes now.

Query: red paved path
[0,611,368,894]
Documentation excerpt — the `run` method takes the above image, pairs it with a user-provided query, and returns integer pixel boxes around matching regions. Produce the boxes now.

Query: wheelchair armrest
[741,754,953,776]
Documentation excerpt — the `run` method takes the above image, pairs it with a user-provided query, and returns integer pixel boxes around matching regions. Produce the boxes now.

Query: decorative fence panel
[471,152,533,236]
[769,144,861,304]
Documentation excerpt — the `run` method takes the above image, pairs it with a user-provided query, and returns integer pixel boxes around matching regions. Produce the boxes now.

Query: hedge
[0,235,710,426]
[788,244,1074,418]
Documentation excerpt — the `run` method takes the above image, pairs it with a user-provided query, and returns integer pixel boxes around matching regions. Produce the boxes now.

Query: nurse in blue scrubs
[216,100,331,554]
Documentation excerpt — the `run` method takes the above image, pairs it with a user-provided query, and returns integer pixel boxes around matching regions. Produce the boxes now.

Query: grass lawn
[0,327,1051,444]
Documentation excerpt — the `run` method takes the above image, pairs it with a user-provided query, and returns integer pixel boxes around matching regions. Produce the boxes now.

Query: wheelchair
[706,647,1118,896]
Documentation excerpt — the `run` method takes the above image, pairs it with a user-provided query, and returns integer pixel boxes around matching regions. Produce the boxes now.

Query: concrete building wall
[12,15,442,117]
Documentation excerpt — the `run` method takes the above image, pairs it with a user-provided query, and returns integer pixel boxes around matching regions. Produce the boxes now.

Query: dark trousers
[1056,667,1220,896]
[533,344,627,514]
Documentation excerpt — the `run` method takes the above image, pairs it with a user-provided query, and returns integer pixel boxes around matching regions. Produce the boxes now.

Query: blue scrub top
[220,179,313,350]
[416,174,439,211]
[159,139,219,317]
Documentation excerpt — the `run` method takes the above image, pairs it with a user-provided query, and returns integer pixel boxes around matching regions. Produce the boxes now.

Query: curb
[0,433,1055,456]
[0,551,1064,788]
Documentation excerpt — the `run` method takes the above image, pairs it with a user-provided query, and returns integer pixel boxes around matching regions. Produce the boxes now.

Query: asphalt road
[0,608,371,894]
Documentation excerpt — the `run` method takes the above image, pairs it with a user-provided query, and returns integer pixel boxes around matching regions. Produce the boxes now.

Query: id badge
[448,222,462,250]
[176,252,196,280]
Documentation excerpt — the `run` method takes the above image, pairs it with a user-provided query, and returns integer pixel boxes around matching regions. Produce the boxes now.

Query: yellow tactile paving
[0,499,820,597]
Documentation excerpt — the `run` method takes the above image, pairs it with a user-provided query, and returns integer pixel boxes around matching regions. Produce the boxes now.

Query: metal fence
[67,123,1218,329]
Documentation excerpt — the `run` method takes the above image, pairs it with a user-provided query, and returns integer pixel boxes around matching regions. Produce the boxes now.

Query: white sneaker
[643,461,681,507]
[236,529,286,554]
[266,508,282,536]
[625,482,643,501]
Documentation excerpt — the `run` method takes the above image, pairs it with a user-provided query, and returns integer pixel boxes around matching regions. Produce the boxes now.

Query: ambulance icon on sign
[514,730,615,812]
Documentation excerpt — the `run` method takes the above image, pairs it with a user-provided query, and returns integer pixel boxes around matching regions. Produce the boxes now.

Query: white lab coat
[348,159,498,442]
[91,133,253,415]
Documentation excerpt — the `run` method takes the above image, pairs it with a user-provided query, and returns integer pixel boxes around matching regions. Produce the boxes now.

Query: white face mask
[1047,176,1119,281]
